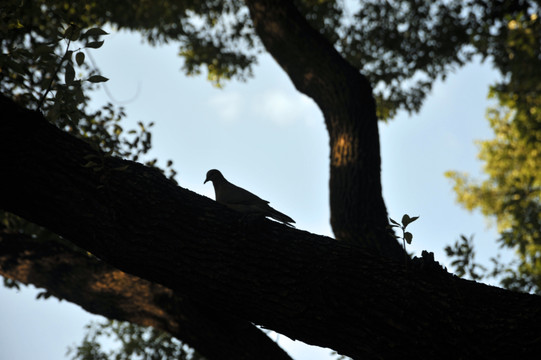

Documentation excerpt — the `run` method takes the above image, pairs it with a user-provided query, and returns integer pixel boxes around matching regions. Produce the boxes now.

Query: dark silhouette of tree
[2,0,541,358]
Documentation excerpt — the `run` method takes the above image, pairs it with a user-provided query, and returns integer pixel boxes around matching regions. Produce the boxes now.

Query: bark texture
[244,0,403,259]
[2,94,541,358]
[0,229,292,360]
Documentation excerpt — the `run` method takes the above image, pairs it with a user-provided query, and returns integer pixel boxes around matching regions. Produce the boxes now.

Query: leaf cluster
[1,0,179,177]
[445,235,489,281]
[445,7,541,292]
[5,0,537,119]
[389,214,418,267]
[67,321,205,360]
[389,214,419,246]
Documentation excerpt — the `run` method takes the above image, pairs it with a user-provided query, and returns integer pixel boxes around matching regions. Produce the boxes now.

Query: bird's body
[204,169,295,225]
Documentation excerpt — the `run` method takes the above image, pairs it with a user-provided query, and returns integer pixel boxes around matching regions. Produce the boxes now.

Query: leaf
[389,218,400,226]
[75,51,85,66]
[406,216,420,227]
[401,214,419,227]
[85,40,104,49]
[83,27,109,37]
[65,63,75,85]
[8,19,24,30]
[404,232,413,244]
[63,24,80,41]
[401,214,411,226]
[34,44,56,56]
[87,75,109,83]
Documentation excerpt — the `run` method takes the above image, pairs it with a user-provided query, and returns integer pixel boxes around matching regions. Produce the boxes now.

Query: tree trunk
[2,94,541,358]
[0,229,292,360]
[244,0,403,259]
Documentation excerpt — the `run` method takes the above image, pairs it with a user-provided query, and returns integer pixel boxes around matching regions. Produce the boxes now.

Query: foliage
[444,234,504,281]
[446,95,541,292]
[0,0,177,174]
[67,321,205,360]
[389,214,419,266]
[5,0,538,119]
[389,214,419,246]
[445,10,541,293]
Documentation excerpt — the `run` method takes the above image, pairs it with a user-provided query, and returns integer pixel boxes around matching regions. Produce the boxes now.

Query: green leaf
[65,63,75,85]
[87,75,109,83]
[63,24,80,41]
[75,51,85,66]
[404,232,413,244]
[7,19,24,30]
[389,217,400,226]
[34,44,56,56]
[401,214,411,226]
[85,40,104,49]
[83,27,109,37]
[407,216,420,226]
[401,214,419,227]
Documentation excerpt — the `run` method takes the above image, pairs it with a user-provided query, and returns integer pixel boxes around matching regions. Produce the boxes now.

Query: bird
[204,169,295,225]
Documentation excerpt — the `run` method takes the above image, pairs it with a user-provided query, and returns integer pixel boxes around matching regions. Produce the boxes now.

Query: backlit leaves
[67,321,203,360]
[446,87,541,292]
[85,40,104,49]
[65,62,75,84]
[87,75,109,83]
[75,51,85,66]
[83,27,109,37]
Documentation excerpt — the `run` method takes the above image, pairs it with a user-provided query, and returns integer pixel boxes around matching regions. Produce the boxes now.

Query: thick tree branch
[244,0,403,258]
[2,94,541,358]
[0,228,292,360]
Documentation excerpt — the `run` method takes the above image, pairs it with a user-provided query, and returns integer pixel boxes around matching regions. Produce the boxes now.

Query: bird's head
[204,169,225,184]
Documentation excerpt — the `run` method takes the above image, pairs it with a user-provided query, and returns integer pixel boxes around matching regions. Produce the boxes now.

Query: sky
[0,26,507,360]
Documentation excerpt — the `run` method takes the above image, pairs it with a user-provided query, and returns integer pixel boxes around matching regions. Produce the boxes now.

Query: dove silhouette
[204,169,295,225]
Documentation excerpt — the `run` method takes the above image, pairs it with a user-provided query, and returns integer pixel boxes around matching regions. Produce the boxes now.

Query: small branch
[37,38,71,111]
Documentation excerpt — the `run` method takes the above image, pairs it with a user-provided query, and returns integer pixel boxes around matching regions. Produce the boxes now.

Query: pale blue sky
[1,28,506,360]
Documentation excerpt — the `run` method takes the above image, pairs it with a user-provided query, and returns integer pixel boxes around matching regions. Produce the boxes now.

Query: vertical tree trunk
[244,0,403,258]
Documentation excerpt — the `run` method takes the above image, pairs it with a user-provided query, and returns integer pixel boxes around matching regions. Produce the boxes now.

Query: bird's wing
[217,182,270,207]
[215,180,295,225]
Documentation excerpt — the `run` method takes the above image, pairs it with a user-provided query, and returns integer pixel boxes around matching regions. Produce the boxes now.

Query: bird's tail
[268,206,295,226]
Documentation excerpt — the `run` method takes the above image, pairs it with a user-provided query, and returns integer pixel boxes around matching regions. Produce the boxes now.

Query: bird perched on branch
[204,169,295,226]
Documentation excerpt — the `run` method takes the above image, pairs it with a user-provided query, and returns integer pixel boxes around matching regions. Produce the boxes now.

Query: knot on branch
[411,251,450,279]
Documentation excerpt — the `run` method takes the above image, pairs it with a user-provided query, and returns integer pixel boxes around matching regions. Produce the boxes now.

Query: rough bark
[0,229,292,360]
[244,0,403,259]
[2,94,541,358]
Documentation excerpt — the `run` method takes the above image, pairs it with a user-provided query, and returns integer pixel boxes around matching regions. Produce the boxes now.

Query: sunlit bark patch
[331,133,355,167]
